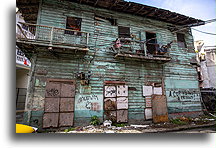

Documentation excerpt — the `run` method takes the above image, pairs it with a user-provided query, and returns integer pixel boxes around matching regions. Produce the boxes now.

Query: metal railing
[16,22,89,47]
[112,38,171,58]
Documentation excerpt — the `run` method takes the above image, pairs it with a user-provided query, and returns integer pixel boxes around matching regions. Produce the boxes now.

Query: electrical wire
[192,28,216,35]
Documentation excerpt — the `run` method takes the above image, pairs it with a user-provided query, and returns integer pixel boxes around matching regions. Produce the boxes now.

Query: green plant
[113,123,126,127]
[90,115,100,126]
[170,118,187,125]
[64,127,75,133]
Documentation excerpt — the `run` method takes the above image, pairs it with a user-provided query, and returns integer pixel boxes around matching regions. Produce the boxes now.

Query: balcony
[112,38,172,63]
[16,22,89,51]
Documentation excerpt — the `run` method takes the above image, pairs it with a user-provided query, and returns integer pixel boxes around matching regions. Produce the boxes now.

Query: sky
[128,0,216,46]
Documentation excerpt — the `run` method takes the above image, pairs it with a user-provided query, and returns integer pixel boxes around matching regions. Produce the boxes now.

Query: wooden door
[152,95,168,123]
[43,79,75,128]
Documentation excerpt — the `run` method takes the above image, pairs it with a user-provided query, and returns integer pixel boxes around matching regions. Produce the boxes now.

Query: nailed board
[104,98,116,110]
[117,110,128,123]
[104,86,116,97]
[152,95,168,123]
[117,97,128,109]
[143,86,153,96]
[145,108,153,120]
[43,113,59,128]
[154,87,163,95]
[59,112,74,127]
[117,85,128,97]
[44,98,60,113]
[60,98,75,112]
[145,97,152,107]
[104,111,117,122]
[45,82,61,98]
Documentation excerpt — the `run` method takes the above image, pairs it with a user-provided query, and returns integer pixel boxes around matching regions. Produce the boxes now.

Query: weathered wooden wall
[24,0,202,129]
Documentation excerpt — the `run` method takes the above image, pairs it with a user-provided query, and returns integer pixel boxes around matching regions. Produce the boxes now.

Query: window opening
[65,17,82,35]
[146,32,157,54]
[177,33,187,48]
[118,26,130,38]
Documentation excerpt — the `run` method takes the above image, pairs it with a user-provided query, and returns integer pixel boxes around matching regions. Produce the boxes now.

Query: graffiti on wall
[75,94,103,111]
[167,89,200,101]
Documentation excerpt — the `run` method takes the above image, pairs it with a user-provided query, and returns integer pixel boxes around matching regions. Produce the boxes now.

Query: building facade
[17,0,205,131]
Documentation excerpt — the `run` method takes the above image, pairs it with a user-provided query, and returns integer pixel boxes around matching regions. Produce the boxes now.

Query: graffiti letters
[78,94,99,104]
[168,89,200,101]
[46,88,59,97]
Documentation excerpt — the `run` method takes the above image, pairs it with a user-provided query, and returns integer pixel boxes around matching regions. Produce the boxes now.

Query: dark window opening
[177,33,187,48]
[146,32,157,54]
[118,26,130,38]
[65,17,82,35]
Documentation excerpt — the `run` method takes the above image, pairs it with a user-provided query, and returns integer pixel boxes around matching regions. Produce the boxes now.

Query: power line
[192,28,216,35]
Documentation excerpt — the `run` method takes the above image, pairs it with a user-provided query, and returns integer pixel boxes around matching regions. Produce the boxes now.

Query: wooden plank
[117,97,128,109]
[44,98,60,112]
[60,98,75,112]
[61,83,75,97]
[117,110,128,123]
[104,111,117,122]
[45,82,61,98]
[104,98,116,111]
[43,113,59,128]
[59,112,74,127]
[152,95,168,123]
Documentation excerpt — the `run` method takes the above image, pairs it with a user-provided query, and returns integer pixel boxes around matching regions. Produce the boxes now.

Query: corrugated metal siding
[26,0,202,127]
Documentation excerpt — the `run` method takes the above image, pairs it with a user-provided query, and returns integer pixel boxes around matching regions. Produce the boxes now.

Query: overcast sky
[128,0,216,46]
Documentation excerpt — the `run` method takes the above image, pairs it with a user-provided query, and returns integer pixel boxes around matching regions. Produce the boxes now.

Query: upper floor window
[65,16,82,35]
[177,33,187,48]
[118,26,130,38]
[146,32,157,54]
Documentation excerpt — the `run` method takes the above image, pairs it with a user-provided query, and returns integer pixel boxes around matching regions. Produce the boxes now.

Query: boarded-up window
[177,33,187,48]
[65,17,82,35]
[146,32,157,54]
[118,26,130,38]
[43,79,75,128]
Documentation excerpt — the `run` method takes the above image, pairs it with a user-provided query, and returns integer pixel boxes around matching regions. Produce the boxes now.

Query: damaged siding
[24,0,202,129]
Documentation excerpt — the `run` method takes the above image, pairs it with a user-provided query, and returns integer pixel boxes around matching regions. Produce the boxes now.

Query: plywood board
[145,108,152,120]
[104,86,116,97]
[143,86,153,96]
[152,95,168,123]
[117,97,128,109]
[43,113,59,128]
[104,111,117,122]
[117,110,128,123]
[45,82,61,98]
[59,112,74,127]
[104,98,116,110]
[60,98,74,112]
[117,85,128,96]
[154,87,163,95]
[61,83,75,97]
[44,98,59,113]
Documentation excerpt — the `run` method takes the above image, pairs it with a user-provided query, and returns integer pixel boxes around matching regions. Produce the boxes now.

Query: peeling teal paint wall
[25,0,202,128]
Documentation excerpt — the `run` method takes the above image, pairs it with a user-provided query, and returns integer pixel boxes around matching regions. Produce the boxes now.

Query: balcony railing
[112,38,172,62]
[16,22,89,48]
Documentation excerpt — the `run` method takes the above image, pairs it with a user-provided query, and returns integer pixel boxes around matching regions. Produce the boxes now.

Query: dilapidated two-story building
[16,0,205,131]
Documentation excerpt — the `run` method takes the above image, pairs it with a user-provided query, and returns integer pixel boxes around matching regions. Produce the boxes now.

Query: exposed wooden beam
[123,3,131,11]
[94,0,99,6]
[134,6,144,14]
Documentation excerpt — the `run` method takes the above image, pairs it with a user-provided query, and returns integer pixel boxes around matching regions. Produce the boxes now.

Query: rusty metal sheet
[154,87,163,95]
[145,108,153,120]
[60,98,74,112]
[152,95,168,123]
[117,110,128,123]
[61,83,75,97]
[145,97,152,107]
[45,82,61,98]
[104,98,116,110]
[143,85,153,96]
[104,111,117,122]
[44,98,60,112]
[117,97,128,109]
[117,85,128,97]
[59,112,74,127]
[43,113,59,128]
[104,86,116,97]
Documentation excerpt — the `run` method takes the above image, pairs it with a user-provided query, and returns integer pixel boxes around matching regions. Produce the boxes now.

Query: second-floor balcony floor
[16,22,89,51]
